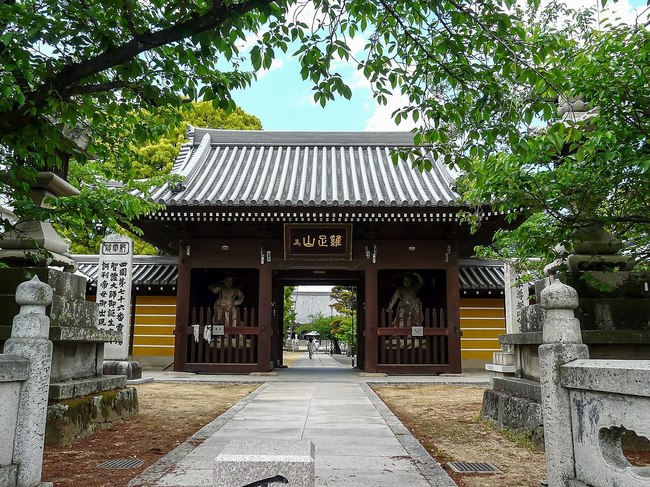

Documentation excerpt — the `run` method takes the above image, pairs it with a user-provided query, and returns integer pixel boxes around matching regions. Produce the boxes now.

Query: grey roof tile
[152,129,460,208]
[73,256,504,291]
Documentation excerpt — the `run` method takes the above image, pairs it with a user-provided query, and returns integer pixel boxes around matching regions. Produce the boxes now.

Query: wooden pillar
[271,274,282,367]
[364,267,378,373]
[258,264,273,371]
[174,242,191,371]
[446,244,462,373]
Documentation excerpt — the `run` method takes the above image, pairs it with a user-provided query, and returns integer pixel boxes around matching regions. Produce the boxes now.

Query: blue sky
[231,0,648,132]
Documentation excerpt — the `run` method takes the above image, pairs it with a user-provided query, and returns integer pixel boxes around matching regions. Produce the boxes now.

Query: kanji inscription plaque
[284,224,352,260]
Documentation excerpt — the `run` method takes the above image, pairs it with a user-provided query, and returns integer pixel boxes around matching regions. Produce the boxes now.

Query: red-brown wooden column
[364,266,378,373]
[446,243,462,373]
[257,263,273,371]
[174,241,191,371]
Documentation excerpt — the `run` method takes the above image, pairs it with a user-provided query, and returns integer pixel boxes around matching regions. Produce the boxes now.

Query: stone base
[480,380,544,448]
[45,387,138,446]
[213,439,315,487]
[103,360,142,380]
[49,374,127,400]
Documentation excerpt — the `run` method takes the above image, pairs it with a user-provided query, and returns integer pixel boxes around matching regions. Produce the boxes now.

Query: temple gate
[136,129,513,374]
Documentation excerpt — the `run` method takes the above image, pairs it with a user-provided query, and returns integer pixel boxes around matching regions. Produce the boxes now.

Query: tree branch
[375,0,467,87]
[65,80,133,96]
[0,0,274,136]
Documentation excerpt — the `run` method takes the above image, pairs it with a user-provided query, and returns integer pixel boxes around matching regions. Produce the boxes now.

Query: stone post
[538,282,589,487]
[97,234,133,361]
[3,276,54,487]
[504,261,527,334]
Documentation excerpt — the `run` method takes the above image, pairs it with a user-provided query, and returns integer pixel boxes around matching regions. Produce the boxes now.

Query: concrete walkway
[129,353,477,487]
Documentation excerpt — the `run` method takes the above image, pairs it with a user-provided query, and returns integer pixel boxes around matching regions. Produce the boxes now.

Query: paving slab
[129,352,460,487]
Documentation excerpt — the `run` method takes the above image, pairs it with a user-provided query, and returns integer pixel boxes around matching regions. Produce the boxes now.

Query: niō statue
[209,276,244,326]
[388,272,424,327]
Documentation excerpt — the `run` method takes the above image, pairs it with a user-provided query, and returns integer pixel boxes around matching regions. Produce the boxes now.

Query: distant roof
[148,129,460,208]
[74,255,178,289]
[72,255,504,292]
[458,259,505,290]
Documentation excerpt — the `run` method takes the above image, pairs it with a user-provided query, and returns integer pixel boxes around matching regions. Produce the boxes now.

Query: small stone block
[485,363,516,373]
[0,464,17,486]
[492,352,514,366]
[0,355,29,382]
[214,439,315,487]
[48,382,76,400]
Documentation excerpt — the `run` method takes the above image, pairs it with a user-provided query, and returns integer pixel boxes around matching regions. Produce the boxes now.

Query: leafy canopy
[56,102,261,254]
[1,0,279,243]
[1,0,648,268]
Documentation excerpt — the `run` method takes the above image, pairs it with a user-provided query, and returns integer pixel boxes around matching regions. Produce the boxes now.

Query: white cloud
[364,93,416,132]
[596,0,649,25]
[256,58,285,79]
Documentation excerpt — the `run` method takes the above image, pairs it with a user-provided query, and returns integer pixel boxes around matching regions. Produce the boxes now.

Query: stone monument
[481,227,650,447]
[0,172,138,445]
[97,234,142,380]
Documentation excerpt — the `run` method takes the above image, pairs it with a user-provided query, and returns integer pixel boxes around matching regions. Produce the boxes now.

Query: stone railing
[539,281,650,487]
[0,276,54,487]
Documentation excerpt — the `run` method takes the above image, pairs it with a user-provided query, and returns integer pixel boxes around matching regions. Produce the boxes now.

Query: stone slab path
[129,353,458,487]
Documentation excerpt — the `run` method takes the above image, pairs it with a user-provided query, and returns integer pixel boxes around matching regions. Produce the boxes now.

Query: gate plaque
[284,224,352,260]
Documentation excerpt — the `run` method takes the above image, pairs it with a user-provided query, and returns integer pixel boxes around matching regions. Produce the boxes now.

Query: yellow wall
[460,297,505,367]
[132,295,176,361]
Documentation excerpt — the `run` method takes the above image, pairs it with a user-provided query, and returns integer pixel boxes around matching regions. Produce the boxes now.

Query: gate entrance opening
[272,270,364,370]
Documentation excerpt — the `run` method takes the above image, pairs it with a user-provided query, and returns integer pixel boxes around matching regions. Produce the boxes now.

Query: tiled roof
[74,255,178,288]
[73,256,504,291]
[458,259,505,290]
[149,129,460,208]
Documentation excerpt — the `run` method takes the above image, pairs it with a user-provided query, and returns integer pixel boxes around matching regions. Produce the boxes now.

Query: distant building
[293,286,333,325]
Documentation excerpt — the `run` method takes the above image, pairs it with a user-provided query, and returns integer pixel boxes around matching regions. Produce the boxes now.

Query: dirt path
[373,384,547,487]
[42,382,258,487]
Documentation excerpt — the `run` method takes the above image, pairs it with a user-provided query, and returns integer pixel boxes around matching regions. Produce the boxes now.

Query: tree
[283,285,296,334]
[132,102,262,179]
[0,0,283,245]
[2,0,647,269]
[294,0,649,269]
[296,313,334,340]
[56,102,261,253]
[305,0,647,269]
[330,286,356,352]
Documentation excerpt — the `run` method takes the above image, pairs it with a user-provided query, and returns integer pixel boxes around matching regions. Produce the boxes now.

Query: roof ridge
[189,128,418,147]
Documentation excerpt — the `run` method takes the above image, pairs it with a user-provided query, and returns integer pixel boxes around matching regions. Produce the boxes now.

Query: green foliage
[132,102,262,178]
[0,0,278,247]
[2,0,648,268]
[55,102,261,254]
[329,286,357,346]
[283,285,296,333]
[294,0,650,266]
[296,313,335,340]
[330,315,354,347]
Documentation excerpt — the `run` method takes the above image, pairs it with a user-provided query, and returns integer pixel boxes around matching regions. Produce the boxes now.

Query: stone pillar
[538,282,589,487]
[3,276,54,487]
[503,262,527,334]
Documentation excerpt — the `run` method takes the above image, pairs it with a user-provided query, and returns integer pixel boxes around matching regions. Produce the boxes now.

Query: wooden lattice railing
[377,307,449,365]
[186,306,259,365]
